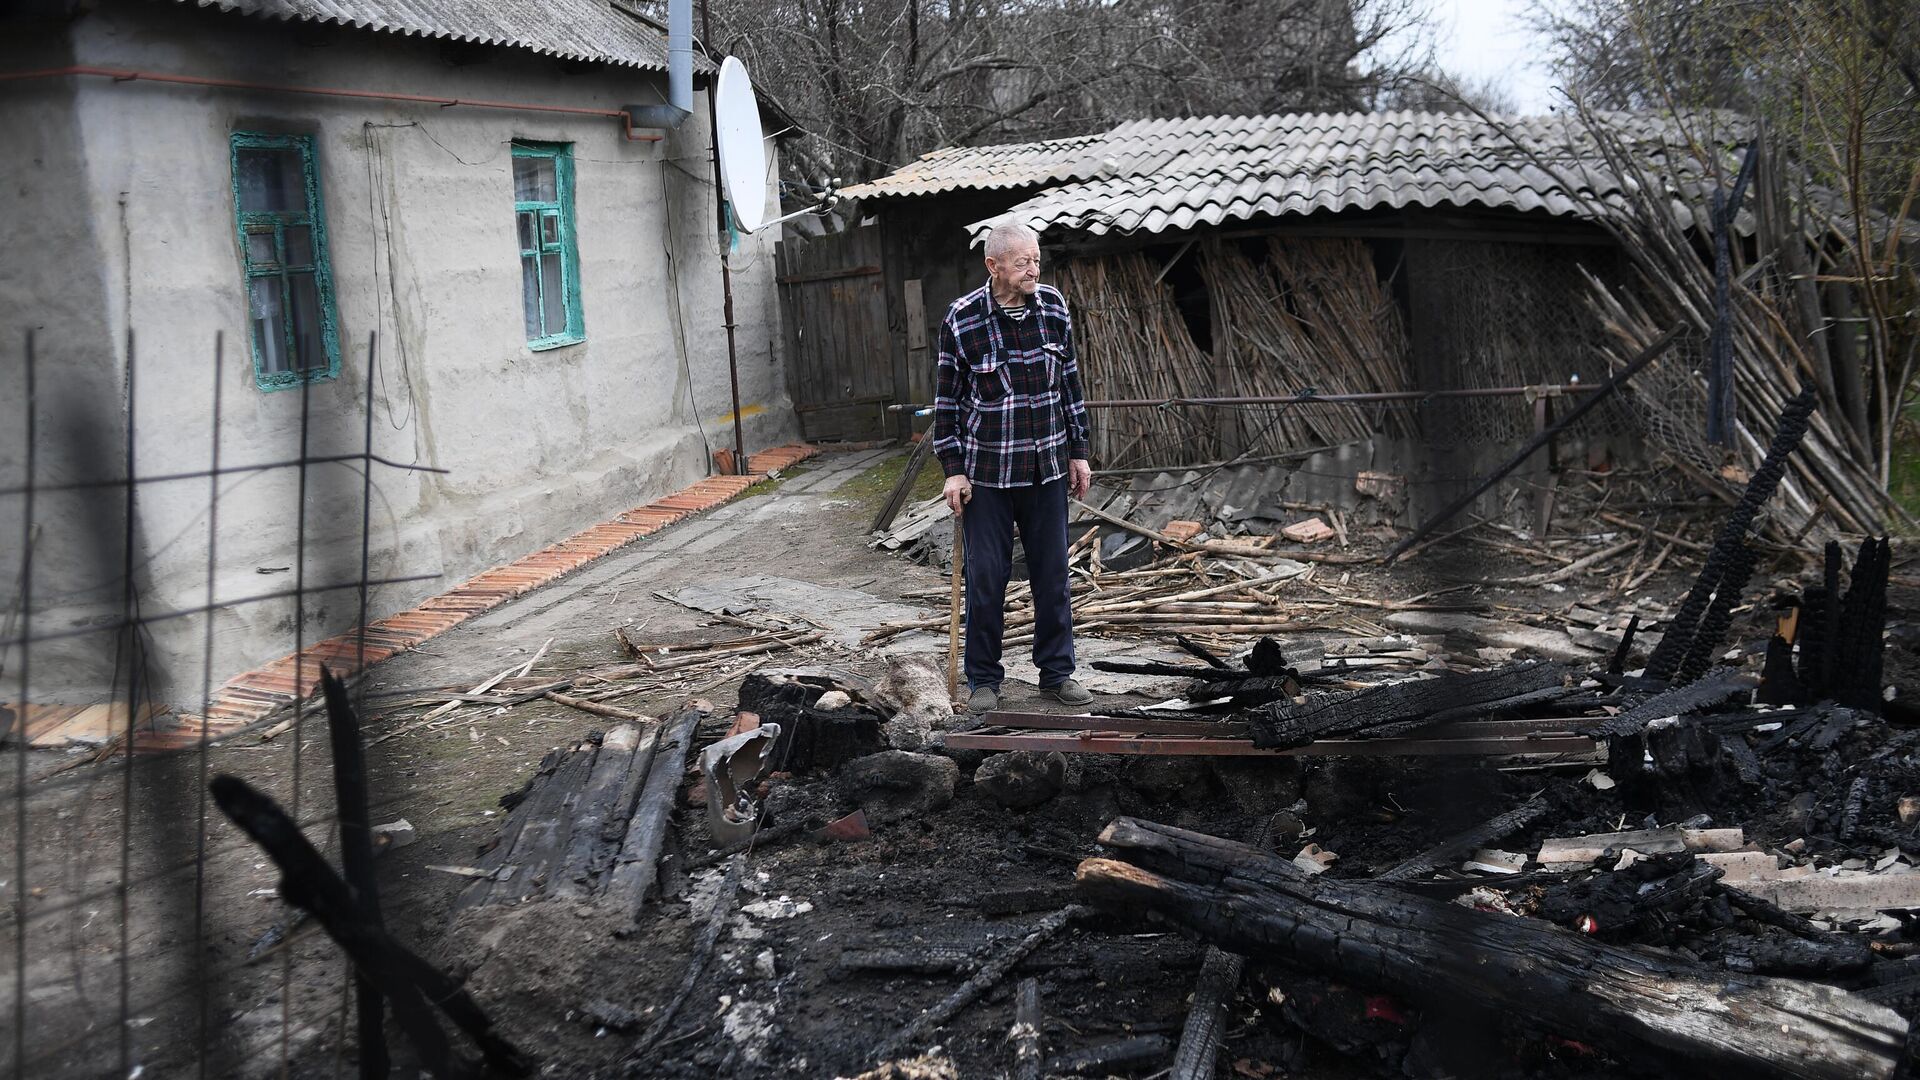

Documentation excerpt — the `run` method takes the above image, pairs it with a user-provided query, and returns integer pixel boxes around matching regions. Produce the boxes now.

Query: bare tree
[1380,68,1524,114]
[1529,0,1920,491]
[681,0,1438,186]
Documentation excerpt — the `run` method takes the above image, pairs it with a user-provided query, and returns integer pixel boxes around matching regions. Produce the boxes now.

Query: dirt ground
[8,448,1884,1079]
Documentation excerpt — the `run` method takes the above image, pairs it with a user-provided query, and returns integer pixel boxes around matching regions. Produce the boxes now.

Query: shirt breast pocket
[970,355,1010,403]
[1041,343,1066,389]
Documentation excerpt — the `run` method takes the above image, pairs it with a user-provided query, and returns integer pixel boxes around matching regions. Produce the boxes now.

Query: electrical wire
[659,162,714,463]
[362,124,421,435]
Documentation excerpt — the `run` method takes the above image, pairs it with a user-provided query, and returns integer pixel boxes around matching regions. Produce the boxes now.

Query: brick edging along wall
[136,444,818,751]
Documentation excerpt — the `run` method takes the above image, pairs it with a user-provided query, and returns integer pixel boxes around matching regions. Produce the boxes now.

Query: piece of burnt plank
[1091,659,1242,680]
[1012,978,1043,1080]
[489,734,602,904]
[1247,661,1567,750]
[1376,797,1550,882]
[1607,614,1640,677]
[458,736,598,908]
[1043,1035,1171,1076]
[1079,817,1904,1080]
[1175,635,1234,670]
[1189,673,1299,709]
[1674,542,1759,685]
[1577,670,1755,739]
[550,724,644,900]
[609,706,704,918]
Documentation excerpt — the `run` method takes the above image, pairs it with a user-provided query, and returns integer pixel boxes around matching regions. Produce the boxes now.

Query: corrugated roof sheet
[179,0,713,72]
[840,111,1746,237]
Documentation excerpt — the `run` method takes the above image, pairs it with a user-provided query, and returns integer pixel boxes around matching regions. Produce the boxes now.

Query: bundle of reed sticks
[1052,239,1414,471]
[1495,106,1908,539]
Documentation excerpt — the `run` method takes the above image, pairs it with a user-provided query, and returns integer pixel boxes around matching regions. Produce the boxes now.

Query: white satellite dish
[713,56,768,233]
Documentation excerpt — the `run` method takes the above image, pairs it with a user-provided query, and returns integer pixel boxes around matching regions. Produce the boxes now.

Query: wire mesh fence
[2,328,444,1078]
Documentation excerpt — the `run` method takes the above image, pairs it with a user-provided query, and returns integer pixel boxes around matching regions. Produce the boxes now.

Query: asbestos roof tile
[859,109,1758,240]
[178,0,711,72]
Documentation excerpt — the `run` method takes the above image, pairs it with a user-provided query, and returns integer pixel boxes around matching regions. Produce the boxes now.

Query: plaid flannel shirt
[932,281,1091,488]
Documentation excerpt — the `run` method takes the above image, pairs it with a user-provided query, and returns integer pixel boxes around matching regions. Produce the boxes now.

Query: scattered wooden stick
[541,692,654,725]
[629,855,746,1062]
[872,906,1088,1065]
[419,662,521,725]
[1012,979,1043,1080]
[515,637,554,679]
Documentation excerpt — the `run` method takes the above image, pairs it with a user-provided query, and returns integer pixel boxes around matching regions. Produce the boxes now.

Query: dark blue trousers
[963,478,1075,691]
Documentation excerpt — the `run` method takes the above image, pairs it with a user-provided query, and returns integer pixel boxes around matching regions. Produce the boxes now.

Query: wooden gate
[775,225,900,441]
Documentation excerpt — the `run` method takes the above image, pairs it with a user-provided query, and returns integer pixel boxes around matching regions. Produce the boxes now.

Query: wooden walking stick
[948,511,964,704]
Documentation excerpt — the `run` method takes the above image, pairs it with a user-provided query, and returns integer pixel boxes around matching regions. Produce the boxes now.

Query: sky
[1421,0,1562,114]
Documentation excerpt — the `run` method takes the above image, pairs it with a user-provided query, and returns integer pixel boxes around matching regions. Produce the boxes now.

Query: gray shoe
[1041,678,1093,707]
[967,685,1000,715]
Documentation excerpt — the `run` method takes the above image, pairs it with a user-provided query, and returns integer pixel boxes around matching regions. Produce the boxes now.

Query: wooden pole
[949,514,964,703]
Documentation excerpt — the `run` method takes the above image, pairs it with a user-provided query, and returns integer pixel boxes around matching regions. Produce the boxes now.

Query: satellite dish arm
[753,178,842,232]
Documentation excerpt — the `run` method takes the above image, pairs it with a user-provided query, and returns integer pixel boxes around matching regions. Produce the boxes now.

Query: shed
[801,111,1739,509]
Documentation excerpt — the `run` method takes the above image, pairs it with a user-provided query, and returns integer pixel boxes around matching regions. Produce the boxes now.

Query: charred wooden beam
[551,724,645,900]
[1376,797,1549,882]
[1645,387,1817,683]
[469,733,602,906]
[1077,817,1904,1080]
[210,776,531,1078]
[1578,670,1755,739]
[1836,537,1891,711]
[630,854,744,1062]
[1043,1035,1171,1076]
[1674,542,1759,685]
[1756,633,1805,706]
[610,706,703,918]
[1091,659,1242,680]
[1169,944,1245,1080]
[1175,635,1233,671]
[1607,614,1640,677]
[1247,661,1567,750]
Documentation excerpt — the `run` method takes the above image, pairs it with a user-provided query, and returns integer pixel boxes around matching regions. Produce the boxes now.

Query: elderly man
[933,219,1094,715]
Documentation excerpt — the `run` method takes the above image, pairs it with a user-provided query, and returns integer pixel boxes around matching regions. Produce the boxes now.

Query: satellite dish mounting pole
[703,1,747,475]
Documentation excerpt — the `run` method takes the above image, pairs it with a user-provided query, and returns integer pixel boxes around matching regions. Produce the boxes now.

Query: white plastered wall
[0,1,798,701]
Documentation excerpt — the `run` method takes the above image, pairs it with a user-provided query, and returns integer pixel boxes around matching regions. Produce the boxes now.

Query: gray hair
[983,218,1039,259]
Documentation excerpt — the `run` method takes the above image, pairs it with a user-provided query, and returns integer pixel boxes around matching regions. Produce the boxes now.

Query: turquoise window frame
[511,141,585,349]
[229,131,342,391]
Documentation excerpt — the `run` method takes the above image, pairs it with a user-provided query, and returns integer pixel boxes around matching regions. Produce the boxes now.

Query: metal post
[704,1,747,474]
[1531,388,1556,538]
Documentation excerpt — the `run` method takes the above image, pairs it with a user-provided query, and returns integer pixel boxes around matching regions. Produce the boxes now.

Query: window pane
[513,154,556,202]
[541,253,565,336]
[236,147,304,212]
[245,231,277,267]
[250,277,289,373]
[289,272,324,371]
[540,211,560,248]
[284,225,314,267]
[517,211,537,253]
[522,254,542,339]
